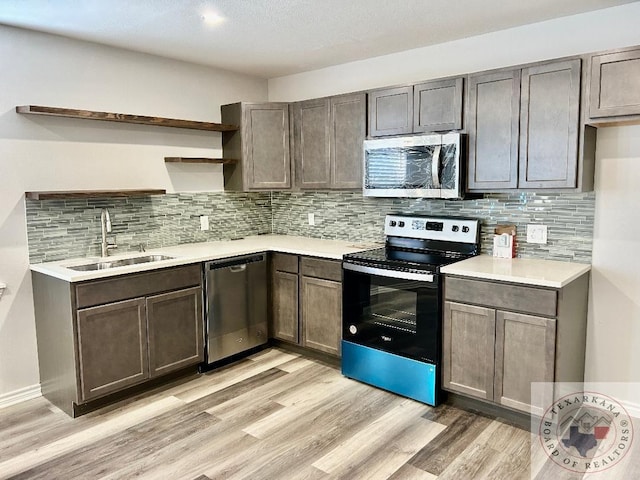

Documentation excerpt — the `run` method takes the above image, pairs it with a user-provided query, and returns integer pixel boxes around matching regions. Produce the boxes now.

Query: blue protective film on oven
[341,340,437,406]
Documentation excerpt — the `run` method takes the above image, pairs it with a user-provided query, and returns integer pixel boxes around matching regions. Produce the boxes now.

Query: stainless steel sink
[67,255,175,271]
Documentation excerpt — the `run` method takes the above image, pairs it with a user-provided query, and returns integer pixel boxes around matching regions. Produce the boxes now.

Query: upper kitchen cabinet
[292,98,331,189]
[519,60,581,189]
[221,102,291,191]
[292,92,365,189]
[413,78,463,133]
[467,58,591,192]
[588,46,640,124]
[467,69,521,190]
[330,93,366,189]
[368,78,463,137]
[368,86,413,137]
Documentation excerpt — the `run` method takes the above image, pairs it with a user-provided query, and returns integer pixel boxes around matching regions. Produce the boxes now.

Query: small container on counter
[493,224,516,259]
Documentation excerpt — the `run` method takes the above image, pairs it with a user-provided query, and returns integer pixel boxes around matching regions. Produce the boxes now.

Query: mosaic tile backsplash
[26,192,271,263]
[26,190,595,264]
[271,191,595,263]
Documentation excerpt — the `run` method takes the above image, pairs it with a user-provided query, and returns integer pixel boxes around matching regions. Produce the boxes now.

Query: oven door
[342,263,440,364]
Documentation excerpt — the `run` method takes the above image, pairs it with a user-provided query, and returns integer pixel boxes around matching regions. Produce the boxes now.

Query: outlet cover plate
[200,215,209,231]
[527,224,547,244]
[308,213,315,226]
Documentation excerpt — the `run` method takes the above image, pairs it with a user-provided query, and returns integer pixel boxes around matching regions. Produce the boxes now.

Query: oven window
[366,282,420,334]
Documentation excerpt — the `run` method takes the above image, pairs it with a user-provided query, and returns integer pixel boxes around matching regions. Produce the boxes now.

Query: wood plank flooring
[0,348,637,479]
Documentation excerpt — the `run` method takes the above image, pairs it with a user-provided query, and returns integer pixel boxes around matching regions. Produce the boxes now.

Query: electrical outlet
[308,213,315,226]
[200,215,209,231]
[527,224,548,244]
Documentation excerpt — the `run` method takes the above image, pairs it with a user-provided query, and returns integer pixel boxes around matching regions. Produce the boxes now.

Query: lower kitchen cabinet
[494,310,556,413]
[147,287,203,378]
[300,275,341,356]
[270,253,342,356]
[77,298,148,402]
[442,302,496,402]
[271,253,300,343]
[443,274,588,415]
[32,264,203,417]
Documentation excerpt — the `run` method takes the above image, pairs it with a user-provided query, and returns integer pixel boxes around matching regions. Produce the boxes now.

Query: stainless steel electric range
[341,213,480,406]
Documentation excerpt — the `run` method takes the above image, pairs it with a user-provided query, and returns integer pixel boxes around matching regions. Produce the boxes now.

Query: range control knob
[398,221,405,227]
[389,220,397,227]
[452,225,459,232]
[462,226,470,233]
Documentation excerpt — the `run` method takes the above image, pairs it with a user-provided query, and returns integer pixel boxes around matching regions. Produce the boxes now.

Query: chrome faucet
[100,208,117,257]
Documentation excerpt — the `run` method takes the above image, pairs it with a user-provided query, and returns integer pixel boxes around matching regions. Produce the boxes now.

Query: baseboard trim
[0,384,42,409]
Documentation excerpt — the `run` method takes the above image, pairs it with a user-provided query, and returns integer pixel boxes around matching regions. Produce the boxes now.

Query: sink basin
[67,255,175,271]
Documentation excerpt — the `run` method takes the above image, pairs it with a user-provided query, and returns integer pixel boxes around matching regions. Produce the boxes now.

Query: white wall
[268,2,640,408]
[585,125,640,408]
[0,25,267,401]
[269,3,640,101]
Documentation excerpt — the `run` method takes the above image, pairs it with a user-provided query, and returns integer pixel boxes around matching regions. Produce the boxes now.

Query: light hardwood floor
[0,348,636,479]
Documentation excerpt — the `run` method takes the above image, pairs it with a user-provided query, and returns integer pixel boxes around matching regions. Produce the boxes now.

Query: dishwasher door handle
[229,264,247,273]
[208,253,266,270]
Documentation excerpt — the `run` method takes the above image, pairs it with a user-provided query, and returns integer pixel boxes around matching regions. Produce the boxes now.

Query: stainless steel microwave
[363,133,463,198]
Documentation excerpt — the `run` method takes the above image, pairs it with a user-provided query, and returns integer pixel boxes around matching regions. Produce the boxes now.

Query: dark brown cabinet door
[494,311,556,415]
[293,98,331,189]
[414,78,463,132]
[76,298,148,402]
[300,276,341,356]
[368,86,413,137]
[467,70,520,190]
[330,93,366,189]
[442,301,496,401]
[272,270,300,343]
[519,60,581,189]
[147,286,203,378]
[590,48,640,119]
[244,103,291,190]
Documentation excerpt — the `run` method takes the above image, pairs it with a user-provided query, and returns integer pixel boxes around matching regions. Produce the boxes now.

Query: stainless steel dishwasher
[204,252,268,365]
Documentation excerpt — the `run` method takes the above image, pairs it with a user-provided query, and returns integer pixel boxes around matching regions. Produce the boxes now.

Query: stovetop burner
[343,214,481,273]
[343,247,466,273]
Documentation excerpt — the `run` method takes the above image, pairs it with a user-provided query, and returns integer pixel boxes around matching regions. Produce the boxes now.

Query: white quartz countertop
[29,235,382,283]
[440,255,591,288]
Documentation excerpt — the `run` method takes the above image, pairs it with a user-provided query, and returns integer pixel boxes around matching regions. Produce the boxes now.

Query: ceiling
[0,0,636,78]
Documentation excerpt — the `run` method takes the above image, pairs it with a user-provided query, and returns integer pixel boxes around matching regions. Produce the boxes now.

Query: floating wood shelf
[16,105,238,132]
[25,189,167,200]
[164,157,237,164]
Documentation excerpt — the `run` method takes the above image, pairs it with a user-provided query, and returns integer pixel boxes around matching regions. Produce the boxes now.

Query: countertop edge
[441,268,590,288]
[29,235,376,283]
[441,256,591,288]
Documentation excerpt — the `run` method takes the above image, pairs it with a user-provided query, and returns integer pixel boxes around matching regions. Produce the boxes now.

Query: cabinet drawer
[300,257,342,282]
[76,264,202,309]
[445,277,557,317]
[272,252,299,273]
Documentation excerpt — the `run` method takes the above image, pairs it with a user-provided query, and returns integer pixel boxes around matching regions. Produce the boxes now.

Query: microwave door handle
[431,144,441,188]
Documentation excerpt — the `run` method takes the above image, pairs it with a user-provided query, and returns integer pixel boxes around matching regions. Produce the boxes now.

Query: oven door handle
[343,262,435,282]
